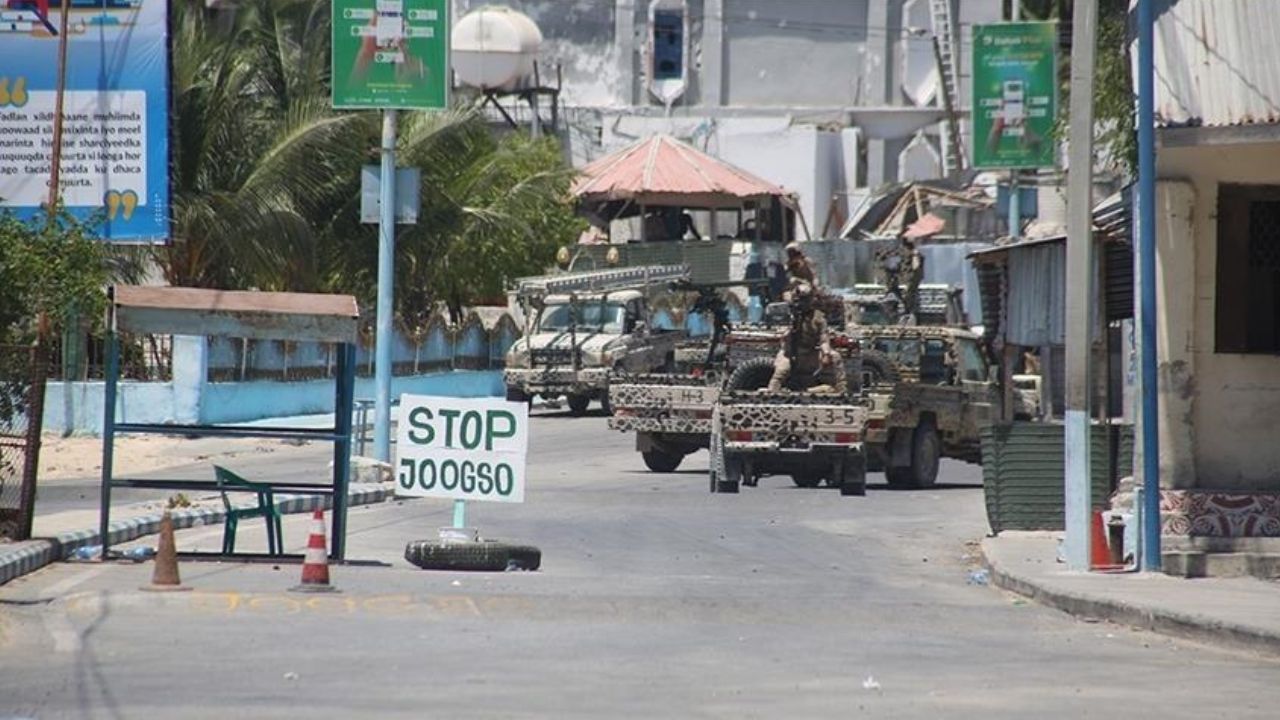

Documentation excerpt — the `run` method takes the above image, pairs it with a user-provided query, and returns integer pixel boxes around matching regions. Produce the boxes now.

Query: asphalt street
[2,408,1277,718]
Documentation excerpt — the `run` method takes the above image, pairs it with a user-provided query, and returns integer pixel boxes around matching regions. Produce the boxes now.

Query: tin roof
[1149,0,1280,128]
[571,135,791,207]
[111,286,359,342]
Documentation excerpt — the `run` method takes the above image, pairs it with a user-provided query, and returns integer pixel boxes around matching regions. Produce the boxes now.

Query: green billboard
[332,0,449,109]
[971,22,1058,169]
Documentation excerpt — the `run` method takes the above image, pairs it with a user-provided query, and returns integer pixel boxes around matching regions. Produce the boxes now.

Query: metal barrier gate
[0,343,46,541]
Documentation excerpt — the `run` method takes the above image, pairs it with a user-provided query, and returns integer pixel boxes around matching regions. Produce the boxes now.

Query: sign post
[332,0,449,463]
[394,396,530,539]
[972,20,1057,240]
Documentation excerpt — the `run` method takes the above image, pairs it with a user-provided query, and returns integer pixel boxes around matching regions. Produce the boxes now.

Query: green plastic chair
[213,465,283,555]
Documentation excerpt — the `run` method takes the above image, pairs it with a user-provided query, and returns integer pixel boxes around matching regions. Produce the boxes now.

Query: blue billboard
[0,0,169,242]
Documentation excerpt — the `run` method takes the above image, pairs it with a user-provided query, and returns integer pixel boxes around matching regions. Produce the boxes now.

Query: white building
[455,0,1004,239]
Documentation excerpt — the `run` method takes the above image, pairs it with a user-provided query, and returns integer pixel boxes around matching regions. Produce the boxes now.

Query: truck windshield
[539,303,627,333]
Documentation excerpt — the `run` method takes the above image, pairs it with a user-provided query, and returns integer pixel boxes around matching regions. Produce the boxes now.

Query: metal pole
[1008,172,1021,239]
[374,110,397,463]
[1137,0,1161,571]
[99,332,120,561]
[1063,0,1098,571]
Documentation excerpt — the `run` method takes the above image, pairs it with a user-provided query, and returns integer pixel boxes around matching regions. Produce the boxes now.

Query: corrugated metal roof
[1148,0,1280,128]
[571,135,791,205]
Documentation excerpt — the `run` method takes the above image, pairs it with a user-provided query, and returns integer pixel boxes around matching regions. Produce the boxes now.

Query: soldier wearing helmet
[768,282,846,394]
[784,242,819,287]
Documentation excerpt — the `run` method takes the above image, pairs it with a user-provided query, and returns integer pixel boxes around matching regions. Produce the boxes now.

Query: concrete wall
[1155,143,1280,490]
[43,334,505,436]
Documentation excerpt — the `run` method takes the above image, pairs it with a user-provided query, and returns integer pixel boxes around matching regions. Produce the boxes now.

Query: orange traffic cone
[290,509,337,593]
[1089,510,1123,571]
[141,511,191,592]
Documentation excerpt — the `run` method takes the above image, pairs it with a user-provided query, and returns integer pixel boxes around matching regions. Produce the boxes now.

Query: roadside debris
[967,569,991,586]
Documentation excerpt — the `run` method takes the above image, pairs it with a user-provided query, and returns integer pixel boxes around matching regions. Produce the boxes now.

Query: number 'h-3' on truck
[503,265,691,416]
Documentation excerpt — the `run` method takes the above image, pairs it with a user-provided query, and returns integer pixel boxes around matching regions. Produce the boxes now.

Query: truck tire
[716,455,744,493]
[838,453,867,496]
[888,421,941,488]
[404,540,541,572]
[726,356,777,392]
[790,472,823,488]
[642,448,684,472]
[505,387,529,403]
[567,394,591,415]
[859,349,899,387]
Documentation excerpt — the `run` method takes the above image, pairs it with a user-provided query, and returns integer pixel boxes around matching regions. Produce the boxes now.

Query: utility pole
[1007,0,1023,241]
[46,0,71,209]
[1063,0,1098,571]
[374,110,398,463]
[1136,0,1162,571]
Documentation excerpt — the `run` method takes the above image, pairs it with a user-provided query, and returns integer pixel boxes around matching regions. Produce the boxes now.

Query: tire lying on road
[404,540,542,572]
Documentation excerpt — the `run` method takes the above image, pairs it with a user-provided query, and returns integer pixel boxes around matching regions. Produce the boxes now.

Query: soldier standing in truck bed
[784,242,818,287]
[768,282,846,393]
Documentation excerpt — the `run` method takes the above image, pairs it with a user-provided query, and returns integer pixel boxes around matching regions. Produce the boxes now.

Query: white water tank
[452,6,543,91]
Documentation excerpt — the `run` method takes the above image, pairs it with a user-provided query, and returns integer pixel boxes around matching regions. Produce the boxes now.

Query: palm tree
[321,109,582,324]
[162,0,581,321]
[161,0,372,290]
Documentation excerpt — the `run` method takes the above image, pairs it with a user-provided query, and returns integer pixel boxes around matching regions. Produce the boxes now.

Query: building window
[1215,184,1280,353]
[652,10,684,80]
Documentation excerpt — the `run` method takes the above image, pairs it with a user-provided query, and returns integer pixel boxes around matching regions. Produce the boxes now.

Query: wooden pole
[47,0,72,209]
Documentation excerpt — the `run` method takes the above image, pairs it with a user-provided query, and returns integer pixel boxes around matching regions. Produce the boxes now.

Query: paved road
[2,409,1276,718]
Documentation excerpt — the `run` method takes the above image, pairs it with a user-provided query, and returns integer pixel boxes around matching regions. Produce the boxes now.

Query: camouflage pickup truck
[503,265,690,415]
[608,285,964,476]
[712,325,998,494]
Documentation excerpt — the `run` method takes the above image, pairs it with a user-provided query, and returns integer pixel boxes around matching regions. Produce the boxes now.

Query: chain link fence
[0,343,46,541]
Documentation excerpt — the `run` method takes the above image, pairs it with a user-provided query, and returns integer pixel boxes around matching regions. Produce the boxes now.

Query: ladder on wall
[930,0,965,176]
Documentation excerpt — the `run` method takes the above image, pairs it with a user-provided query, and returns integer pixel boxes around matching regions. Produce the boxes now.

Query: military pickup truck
[504,265,691,416]
[712,324,998,494]
[608,285,963,474]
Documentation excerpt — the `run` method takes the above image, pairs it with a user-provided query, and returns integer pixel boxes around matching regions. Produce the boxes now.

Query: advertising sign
[971,22,1058,169]
[0,0,170,242]
[332,0,449,109]
[395,395,529,503]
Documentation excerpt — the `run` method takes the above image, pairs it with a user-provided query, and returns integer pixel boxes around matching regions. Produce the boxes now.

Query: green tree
[0,210,108,345]
[163,0,581,323]
[322,110,582,324]
[1020,0,1135,173]
[161,0,372,290]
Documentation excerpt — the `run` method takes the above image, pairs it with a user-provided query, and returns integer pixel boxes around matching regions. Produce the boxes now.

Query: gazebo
[572,134,807,244]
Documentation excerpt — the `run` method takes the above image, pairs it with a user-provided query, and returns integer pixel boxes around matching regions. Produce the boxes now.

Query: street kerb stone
[980,537,1280,658]
[0,485,391,589]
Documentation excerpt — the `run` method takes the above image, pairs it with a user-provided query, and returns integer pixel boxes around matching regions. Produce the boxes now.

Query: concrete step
[1162,551,1280,579]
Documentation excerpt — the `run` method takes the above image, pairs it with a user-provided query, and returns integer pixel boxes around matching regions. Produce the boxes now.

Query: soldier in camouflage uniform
[876,237,925,324]
[768,283,846,393]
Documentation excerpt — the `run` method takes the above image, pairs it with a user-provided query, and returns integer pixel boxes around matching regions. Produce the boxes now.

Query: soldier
[784,242,819,287]
[768,283,846,394]
[877,237,925,323]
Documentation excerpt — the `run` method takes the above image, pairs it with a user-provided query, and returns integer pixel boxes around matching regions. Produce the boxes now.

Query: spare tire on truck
[858,349,899,387]
[726,356,777,392]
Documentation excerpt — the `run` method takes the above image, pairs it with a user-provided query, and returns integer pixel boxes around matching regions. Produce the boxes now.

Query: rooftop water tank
[452,6,544,91]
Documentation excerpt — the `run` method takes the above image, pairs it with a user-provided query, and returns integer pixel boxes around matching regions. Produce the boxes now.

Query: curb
[980,540,1280,658]
[0,485,390,588]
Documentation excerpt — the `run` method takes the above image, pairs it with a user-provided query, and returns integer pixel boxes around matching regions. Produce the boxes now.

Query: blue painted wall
[44,371,504,435]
